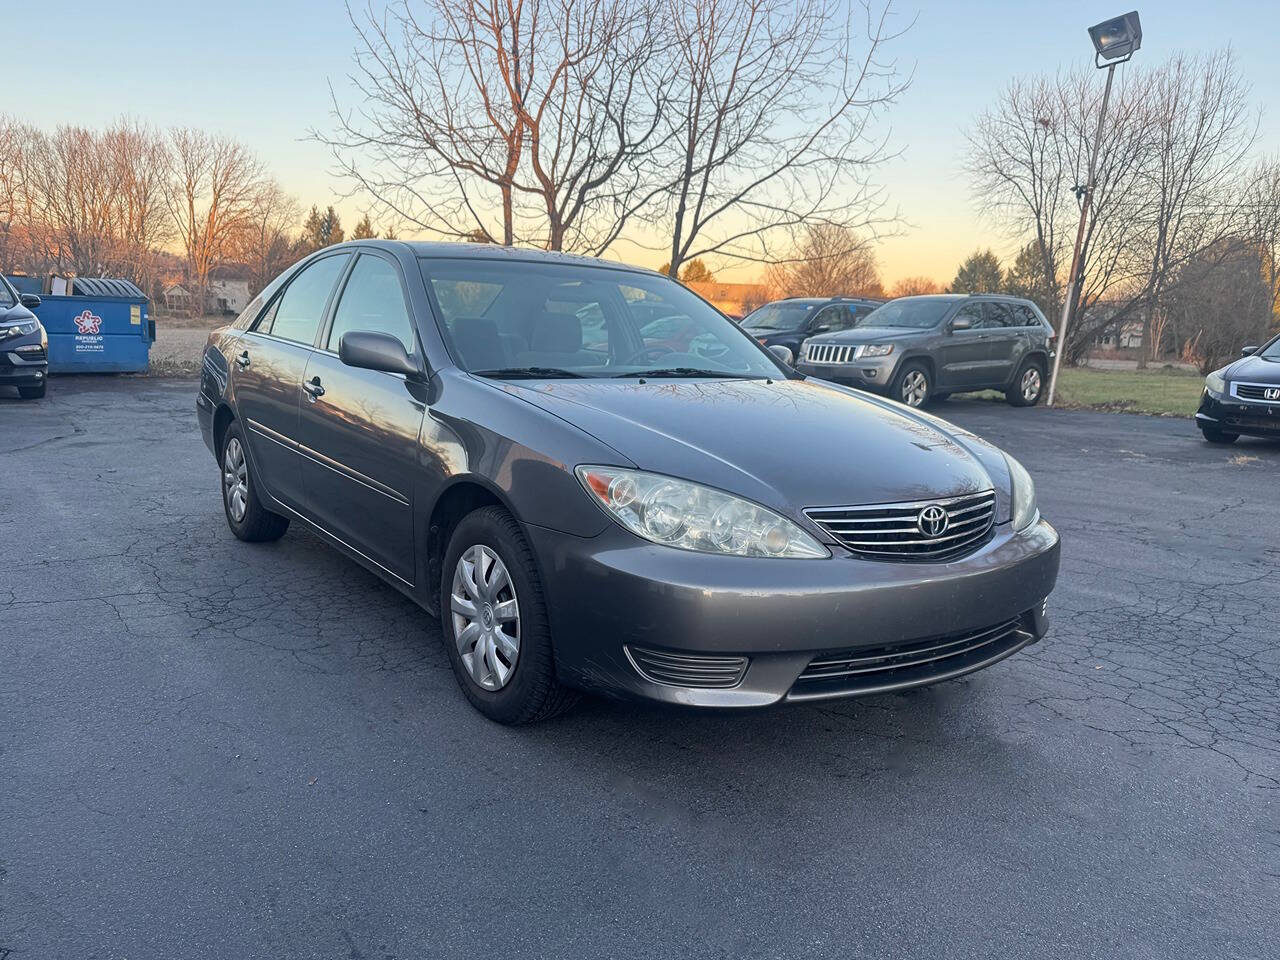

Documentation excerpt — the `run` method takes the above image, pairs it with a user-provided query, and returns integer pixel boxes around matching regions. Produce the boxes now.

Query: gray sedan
[197,242,1059,723]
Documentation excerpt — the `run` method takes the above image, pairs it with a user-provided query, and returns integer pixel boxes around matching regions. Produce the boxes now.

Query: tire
[440,505,578,724]
[892,361,932,408]
[1200,427,1239,445]
[220,421,290,542]
[18,382,46,399]
[1006,358,1045,407]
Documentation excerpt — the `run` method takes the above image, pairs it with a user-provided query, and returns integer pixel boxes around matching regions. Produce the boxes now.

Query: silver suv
[794,294,1056,408]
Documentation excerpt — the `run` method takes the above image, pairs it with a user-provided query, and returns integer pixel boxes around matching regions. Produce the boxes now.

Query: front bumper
[0,342,48,386]
[527,516,1060,708]
[1197,389,1280,438]
[795,355,896,391]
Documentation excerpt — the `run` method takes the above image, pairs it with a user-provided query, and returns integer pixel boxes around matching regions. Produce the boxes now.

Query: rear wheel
[892,361,932,408]
[220,421,290,542]
[440,506,578,724]
[1200,426,1239,445]
[1006,358,1045,407]
[18,382,46,399]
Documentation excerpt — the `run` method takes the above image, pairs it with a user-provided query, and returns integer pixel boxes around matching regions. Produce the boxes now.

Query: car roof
[346,239,668,276]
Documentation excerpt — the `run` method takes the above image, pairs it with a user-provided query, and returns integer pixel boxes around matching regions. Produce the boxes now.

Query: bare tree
[765,223,882,297]
[103,120,172,294]
[1239,156,1280,324]
[658,0,907,277]
[0,115,42,273]
[324,0,665,253]
[889,275,940,297]
[28,125,126,276]
[1131,50,1255,365]
[234,180,301,295]
[165,128,266,311]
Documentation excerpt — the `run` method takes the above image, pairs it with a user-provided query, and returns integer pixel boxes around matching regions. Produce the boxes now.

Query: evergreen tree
[951,249,1002,294]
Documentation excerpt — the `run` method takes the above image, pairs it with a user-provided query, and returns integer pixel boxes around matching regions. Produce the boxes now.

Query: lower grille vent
[625,646,748,689]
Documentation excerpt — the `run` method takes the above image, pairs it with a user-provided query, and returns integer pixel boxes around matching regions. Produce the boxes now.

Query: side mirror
[20,293,41,309]
[1241,345,1258,357]
[339,330,422,378]
[768,344,795,366]
[950,317,973,332]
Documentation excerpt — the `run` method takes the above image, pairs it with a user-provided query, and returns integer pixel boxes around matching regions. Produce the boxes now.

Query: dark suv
[795,294,1055,408]
[0,275,47,399]
[742,297,882,364]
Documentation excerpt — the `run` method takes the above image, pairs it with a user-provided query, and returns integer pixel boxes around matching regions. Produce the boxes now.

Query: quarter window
[1012,304,1041,327]
[328,255,416,354]
[265,254,350,345]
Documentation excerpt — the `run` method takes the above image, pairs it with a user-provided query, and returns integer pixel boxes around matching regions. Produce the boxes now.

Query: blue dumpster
[5,277,154,373]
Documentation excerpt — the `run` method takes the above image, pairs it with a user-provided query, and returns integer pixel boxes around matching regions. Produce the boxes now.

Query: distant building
[685,281,771,318]
[163,283,193,314]
[208,278,251,315]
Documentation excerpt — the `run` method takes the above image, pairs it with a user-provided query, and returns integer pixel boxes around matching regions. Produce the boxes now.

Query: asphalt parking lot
[2,376,1277,960]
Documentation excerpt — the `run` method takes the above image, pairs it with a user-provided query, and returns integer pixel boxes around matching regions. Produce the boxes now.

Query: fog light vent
[625,646,748,689]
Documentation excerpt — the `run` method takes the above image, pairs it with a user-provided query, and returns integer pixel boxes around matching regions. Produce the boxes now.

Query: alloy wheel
[451,544,521,691]
[1021,367,1042,402]
[901,370,929,407]
[223,437,248,523]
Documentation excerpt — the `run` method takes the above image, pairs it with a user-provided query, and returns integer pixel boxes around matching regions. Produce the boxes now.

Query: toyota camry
[197,242,1060,723]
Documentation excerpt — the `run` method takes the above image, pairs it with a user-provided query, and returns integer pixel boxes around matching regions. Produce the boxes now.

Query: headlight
[0,320,37,339]
[1204,369,1226,397]
[857,344,894,358]
[1004,454,1039,532]
[576,466,829,558]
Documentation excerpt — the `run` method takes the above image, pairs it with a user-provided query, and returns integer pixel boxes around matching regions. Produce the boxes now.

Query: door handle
[235,350,251,369]
[302,377,325,401]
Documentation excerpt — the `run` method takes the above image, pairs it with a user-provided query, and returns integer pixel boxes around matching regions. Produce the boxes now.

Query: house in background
[208,277,250,315]
[163,283,193,314]
[685,281,771,318]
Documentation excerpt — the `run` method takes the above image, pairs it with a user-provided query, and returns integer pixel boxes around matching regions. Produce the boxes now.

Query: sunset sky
[11,0,1280,285]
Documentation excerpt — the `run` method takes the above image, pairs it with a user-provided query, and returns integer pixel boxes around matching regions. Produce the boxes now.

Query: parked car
[197,242,1060,723]
[742,297,882,364]
[795,294,1056,408]
[0,275,48,399]
[1196,334,1280,443]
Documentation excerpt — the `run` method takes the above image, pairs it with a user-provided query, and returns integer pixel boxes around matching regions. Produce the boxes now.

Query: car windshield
[742,302,817,331]
[854,298,953,329]
[420,258,784,379]
[1260,338,1280,359]
[0,277,15,308]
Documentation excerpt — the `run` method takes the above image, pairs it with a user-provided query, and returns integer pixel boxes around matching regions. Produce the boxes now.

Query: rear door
[981,301,1021,386]
[231,252,350,510]
[295,252,427,585]
[934,301,989,388]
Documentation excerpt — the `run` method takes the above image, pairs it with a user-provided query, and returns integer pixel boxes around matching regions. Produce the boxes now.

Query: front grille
[805,342,857,365]
[1232,382,1280,404]
[625,646,748,689]
[789,616,1030,699]
[805,490,996,562]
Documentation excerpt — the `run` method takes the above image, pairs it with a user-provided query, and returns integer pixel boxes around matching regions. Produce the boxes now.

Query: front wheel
[1200,426,1239,445]
[220,421,290,542]
[1006,359,1045,407]
[441,506,578,724]
[892,361,932,408]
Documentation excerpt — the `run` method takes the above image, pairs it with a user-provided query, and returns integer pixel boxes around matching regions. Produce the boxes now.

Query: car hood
[0,304,37,325]
[1227,354,1280,384]
[807,326,927,345]
[501,377,1012,525]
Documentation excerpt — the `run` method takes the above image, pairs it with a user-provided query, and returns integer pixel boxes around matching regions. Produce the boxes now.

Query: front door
[982,301,1022,386]
[934,301,990,388]
[231,253,351,509]
[295,253,427,585]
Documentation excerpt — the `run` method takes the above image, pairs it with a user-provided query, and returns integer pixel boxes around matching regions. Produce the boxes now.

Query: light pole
[1046,10,1142,407]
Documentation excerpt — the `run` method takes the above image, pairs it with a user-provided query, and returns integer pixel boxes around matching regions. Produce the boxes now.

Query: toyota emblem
[917,504,949,538]
[1265,387,1280,402]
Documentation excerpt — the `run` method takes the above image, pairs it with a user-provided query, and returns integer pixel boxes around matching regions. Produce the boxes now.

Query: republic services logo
[74,310,103,334]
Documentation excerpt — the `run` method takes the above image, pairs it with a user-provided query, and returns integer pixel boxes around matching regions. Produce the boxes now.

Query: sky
[7,0,1279,286]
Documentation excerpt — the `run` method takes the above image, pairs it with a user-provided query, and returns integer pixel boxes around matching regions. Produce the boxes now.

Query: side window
[984,302,1016,328]
[328,255,416,354]
[811,306,842,332]
[825,305,857,332]
[267,254,350,345]
[1012,304,1041,327]
[952,302,985,329]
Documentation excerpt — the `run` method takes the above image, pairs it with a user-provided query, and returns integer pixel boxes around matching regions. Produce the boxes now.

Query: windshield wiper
[614,367,759,379]
[472,366,590,379]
